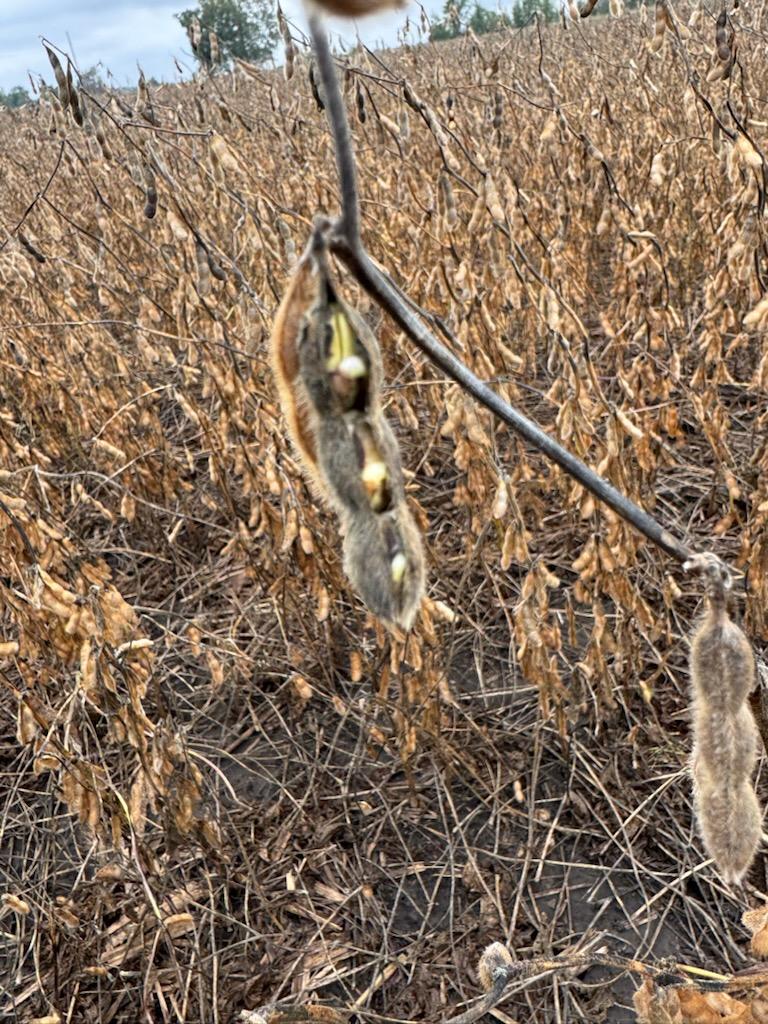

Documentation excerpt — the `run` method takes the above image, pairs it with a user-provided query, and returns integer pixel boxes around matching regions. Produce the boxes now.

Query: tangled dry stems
[0,3,768,1021]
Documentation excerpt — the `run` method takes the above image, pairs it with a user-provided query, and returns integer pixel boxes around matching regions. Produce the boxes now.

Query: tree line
[1,0,559,108]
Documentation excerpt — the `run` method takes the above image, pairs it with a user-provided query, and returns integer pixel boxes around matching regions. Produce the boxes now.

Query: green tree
[0,85,31,109]
[511,0,555,25]
[176,0,278,69]
[469,4,512,32]
[430,0,512,40]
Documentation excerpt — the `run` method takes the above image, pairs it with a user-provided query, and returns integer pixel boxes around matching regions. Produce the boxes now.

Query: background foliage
[429,0,555,40]
[176,0,279,68]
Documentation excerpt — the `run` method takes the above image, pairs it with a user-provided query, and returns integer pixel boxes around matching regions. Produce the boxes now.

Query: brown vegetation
[1,4,768,1021]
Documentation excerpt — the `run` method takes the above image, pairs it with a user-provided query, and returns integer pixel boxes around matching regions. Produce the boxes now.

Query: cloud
[1,0,442,92]
[2,1,193,89]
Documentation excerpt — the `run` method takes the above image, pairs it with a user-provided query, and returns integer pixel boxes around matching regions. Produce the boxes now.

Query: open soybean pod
[303,410,404,518]
[353,418,405,514]
[294,256,385,425]
[270,234,425,631]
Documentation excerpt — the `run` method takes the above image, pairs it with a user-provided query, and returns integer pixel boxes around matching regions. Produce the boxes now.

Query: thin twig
[0,140,65,254]
[309,14,361,244]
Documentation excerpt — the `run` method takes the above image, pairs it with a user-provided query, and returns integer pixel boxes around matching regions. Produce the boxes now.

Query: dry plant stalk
[685,552,762,883]
[270,229,425,631]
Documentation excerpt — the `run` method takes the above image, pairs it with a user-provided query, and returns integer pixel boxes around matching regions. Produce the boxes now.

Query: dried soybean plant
[5,5,768,1020]
[267,1,768,882]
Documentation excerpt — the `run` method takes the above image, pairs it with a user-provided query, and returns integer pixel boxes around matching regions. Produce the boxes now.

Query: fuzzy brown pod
[355,80,366,124]
[270,236,425,631]
[715,9,731,60]
[649,1,667,51]
[186,14,202,53]
[143,164,157,219]
[209,29,220,65]
[708,8,735,80]
[195,240,212,297]
[277,5,296,80]
[439,171,458,229]
[342,499,425,632]
[66,64,83,127]
[477,942,514,992]
[44,46,70,108]
[685,552,762,883]
[135,71,157,126]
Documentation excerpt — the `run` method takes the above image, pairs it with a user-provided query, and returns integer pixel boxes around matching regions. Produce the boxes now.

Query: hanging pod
[685,552,762,884]
[270,231,425,631]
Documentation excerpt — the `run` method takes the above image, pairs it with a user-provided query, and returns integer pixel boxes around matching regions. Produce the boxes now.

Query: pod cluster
[708,7,736,81]
[270,240,425,632]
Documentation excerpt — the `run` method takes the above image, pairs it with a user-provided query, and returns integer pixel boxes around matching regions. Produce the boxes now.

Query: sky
[0,0,437,92]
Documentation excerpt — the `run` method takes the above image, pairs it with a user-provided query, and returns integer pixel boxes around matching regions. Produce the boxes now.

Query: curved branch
[305,14,693,565]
